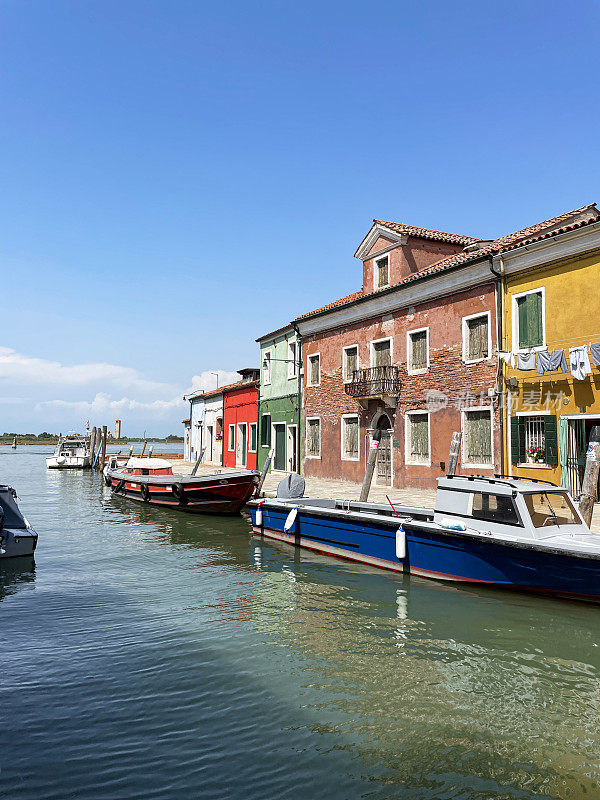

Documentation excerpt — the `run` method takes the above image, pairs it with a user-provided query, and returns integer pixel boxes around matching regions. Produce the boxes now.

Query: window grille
[525,415,545,459]
[409,331,427,370]
[342,417,359,459]
[466,315,489,360]
[464,410,492,464]
[307,418,320,456]
[309,355,320,385]
[376,256,389,287]
[409,413,429,462]
[344,347,358,381]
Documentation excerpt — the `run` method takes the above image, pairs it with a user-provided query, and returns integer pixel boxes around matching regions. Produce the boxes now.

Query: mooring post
[447,431,461,476]
[359,429,382,502]
[578,426,600,529]
[90,427,96,462]
[255,447,275,497]
[100,425,107,471]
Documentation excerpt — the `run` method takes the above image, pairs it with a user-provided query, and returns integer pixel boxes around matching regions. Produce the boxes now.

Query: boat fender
[439,517,466,531]
[114,479,125,494]
[104,473,112,486]
[255,500,267,527]
[140,484,150,503]
[284,506,298,533]
[171,483,187,503]
[396,525,406,560]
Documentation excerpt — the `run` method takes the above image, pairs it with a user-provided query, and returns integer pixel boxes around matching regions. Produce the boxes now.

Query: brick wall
[301,283,501,490]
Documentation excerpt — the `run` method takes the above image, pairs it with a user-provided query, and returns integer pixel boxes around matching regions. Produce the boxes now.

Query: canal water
[2,446,600,800]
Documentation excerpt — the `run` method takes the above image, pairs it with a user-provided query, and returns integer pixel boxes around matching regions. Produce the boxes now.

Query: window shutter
[518,297,529,348]
[374,341,391,367]
[544,415,558,466]
[510,416,520,464]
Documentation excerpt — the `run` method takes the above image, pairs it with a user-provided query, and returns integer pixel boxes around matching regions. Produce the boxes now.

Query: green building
[256,324,302,473]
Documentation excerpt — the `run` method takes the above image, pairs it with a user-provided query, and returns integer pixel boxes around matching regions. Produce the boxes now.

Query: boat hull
[251,506,600,602]
[0,527,38,558]
[108,470,259,515]
[46,457,91,469]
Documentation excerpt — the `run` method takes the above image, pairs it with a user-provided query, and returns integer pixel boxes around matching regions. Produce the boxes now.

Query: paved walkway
[174,459,600,531]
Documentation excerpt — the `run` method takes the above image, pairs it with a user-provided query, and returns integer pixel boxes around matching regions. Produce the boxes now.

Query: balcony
[344,366,401,408]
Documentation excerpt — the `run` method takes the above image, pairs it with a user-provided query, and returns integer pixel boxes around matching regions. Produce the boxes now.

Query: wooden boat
[248,475,600,603]
[105,456,259,514]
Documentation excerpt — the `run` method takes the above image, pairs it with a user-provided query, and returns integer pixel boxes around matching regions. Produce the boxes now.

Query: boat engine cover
[276,474,305,499]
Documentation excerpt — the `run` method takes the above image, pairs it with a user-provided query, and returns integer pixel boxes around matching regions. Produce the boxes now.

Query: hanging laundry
[590,342,600,367]
[517,352,537,371]
[536,349,568,375]
[498,351,515,369]
[569,345,592,381]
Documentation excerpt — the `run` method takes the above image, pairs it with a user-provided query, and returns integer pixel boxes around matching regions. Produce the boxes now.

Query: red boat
[105,457,259,514]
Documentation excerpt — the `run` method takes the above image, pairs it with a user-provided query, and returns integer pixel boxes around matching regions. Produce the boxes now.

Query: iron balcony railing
[344,365,401,398]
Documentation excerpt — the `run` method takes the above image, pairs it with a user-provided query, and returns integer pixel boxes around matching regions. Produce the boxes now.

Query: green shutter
[544,415,558,466]
[518,293,543,349]
[510,416,526,464]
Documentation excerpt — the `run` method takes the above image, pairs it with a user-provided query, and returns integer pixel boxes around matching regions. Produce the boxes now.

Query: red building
[222,369,260,470]
[295,219,501,491]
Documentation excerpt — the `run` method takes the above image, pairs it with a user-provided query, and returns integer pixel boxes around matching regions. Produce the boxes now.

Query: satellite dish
[276,473,305,499]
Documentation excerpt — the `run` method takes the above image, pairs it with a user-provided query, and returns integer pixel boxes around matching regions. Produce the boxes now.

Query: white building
[184,386,224,466]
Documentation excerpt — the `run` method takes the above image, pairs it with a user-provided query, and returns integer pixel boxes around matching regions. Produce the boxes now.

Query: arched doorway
[372,411,393,487]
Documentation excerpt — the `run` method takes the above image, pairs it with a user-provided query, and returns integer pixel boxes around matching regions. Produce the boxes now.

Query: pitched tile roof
[297,204,600,322]
[188,378,260,401]
[373,220,478,246]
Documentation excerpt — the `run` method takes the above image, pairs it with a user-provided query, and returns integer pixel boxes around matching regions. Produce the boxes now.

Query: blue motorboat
[0,485,38,559]
[248,475,600,602]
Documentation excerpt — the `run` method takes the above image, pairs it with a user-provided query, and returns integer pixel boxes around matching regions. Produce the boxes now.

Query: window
[306,417,321,457]
[469,493,520,526]
[463,313,490,362]
[228,424,235,451]
[249,423,257,452]
[406,412,430,465]
[510,415,558,466]
[375,255,389,288]
[407,329,428,373]
[343,345,358,382]
[288,342,297,379]
[260,414,271,447]
[371,338,391,367]
[308,354,320,386]
[341,415,360,460]
[514,289,544,350]
[263,351,272,384]
[462,409,492,467]
[524,492,580,528]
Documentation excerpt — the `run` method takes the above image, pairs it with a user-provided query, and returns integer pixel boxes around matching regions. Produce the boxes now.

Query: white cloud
[35,392,185,417]
[0,347,176,396]
[189,369,239,393]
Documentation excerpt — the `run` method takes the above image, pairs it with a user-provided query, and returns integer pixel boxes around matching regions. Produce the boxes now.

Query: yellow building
[497,207,600,496]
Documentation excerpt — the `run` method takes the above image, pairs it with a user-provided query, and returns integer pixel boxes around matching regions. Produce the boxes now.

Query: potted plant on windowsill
[526,446,545,464]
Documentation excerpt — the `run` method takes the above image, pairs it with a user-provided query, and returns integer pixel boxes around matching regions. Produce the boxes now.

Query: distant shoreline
[1,438,184,446]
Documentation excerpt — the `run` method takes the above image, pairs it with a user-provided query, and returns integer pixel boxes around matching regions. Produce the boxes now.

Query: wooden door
[274,424,286,470]
[376,431,392,486]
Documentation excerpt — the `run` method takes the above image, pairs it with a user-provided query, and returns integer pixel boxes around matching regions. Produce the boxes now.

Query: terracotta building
[295,219,502,490]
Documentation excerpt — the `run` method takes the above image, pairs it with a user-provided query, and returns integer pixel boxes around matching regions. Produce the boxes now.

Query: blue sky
[1,0,600,434]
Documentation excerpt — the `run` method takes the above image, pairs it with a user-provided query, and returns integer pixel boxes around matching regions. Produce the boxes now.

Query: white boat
[46,434,91,469]
[0,485,38,558]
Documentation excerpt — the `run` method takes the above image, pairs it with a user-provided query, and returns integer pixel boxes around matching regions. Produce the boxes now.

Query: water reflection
[0,557,35,603]
[246,537,600,799]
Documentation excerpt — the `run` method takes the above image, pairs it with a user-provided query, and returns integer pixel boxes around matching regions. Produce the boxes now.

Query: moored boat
[105,456,259,514]
[0,485,38,558]
[248,475,600,602]
[46,434,91,469]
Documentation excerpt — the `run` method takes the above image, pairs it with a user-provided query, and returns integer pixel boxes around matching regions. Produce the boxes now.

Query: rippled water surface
[2,446,600,799]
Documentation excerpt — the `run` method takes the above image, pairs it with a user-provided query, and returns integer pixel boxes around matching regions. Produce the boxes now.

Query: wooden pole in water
[578,425,600,529]
[140,441,147,457]
[255,447,274,497]
[100,425,107,471]
[90,428,97,463]
[447,431,461,476]
[359,429,382,502]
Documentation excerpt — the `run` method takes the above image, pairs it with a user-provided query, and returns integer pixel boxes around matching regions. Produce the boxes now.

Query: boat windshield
[0,489,26,529]
[524,492,581,528]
